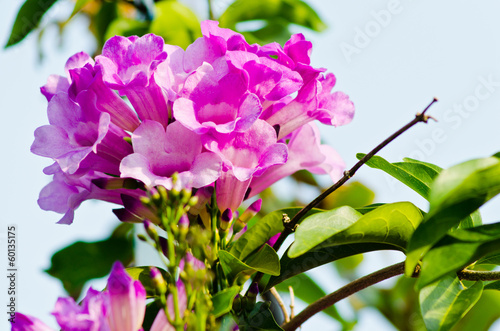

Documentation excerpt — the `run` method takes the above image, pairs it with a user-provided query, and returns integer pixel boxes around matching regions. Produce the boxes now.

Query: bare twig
[270,287,290,323]
[251,98,438,291]
[289,286,295,319]
[281,262,406,331]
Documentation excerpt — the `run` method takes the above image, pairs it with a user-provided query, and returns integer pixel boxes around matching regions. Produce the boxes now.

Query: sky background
[1,0,500,330]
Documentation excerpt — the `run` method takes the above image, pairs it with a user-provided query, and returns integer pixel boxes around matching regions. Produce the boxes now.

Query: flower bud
[238,199,262,224]
[150,267,167,295]
[220,208,233,231]
[143,220,159,242]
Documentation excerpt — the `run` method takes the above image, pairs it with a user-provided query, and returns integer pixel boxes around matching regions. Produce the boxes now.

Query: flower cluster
[12,262,184,331]
[33,21,354,224]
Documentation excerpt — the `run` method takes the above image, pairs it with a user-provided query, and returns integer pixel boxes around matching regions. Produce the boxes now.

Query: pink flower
[120,120,221,190]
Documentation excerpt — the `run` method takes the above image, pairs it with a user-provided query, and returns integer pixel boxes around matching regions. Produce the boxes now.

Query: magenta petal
[216,171,251,212]
[11,313,54,331]
[106,262,146,331]
[65,51,95,76]
[41,75,70,102]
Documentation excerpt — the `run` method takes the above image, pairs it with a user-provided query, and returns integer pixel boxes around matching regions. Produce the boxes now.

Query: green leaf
[104,18,150,41]
[219,245,280,284]
[419,275,483,331]
[451,290,500,331]
[45,223,134,299]
[236,302,284,331]
[289,202,423,258]
[356,154,441,200]
[288,206,362,257]
[229,207,321,261]
[220,0,326,32]
[274,273,352,327]
[265,243,396,291]
[150,1,201,49]
[212,286,241,318]
[406,156,500,275]
[484,281,500,291]
[418,222,500,288]
[358,155,481,230]
[126,266,169,298]
[5,0,59,47]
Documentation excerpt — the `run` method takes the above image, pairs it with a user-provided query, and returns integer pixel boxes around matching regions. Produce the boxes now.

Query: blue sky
[1,1,500,330]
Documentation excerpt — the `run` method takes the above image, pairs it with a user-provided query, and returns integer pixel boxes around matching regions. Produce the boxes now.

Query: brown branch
[458,269,500,281]
[281,262,406,331]
[250,98,438,291]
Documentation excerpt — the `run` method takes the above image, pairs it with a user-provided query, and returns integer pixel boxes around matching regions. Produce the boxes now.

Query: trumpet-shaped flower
[204,120,287,211]
[120,120,221,189]
[96,34,170,127]
[13,262,146,331]
[248,122,344,198]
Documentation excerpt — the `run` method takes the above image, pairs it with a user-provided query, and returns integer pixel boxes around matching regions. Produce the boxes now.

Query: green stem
[207,0,214,20]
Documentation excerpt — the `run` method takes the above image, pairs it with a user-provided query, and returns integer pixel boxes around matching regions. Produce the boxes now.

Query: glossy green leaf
[220,245,280,284]
[451,290,500,331]
[274,273,352,326]
[104,18,150,41]
[229,207,321,261]
[126,266,169,298]
[290,202,423,258]
[265,243,396,290]
[484,281,500,291]
[220,0,325,31]
[358,154,481,230]
[5,0,59,47]
[418,222,500,288]
[212,286,241,318]
[406,156,500,275]
[420,275,483,331]
[236,302,283,331]
[477,253,500,266]
[289,206,362,257]
[150,1,201,49]
[357,154,441,199]
[45,223,134,299]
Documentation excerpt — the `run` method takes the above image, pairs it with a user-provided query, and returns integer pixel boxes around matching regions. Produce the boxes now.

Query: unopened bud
[137,234,148,242]
[238,199,262,224]
[143,220,159,242]
[220,209,233,231]
[150,267,167,294]
[157,185,168,201]
[178,214,190,229]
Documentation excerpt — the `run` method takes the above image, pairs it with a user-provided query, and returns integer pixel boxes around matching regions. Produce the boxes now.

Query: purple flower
[11,313,54,331]
[106,262,146,331]
[248,122,344,198]
[42,52,140,132]
[174,63,262,134]
[41,52,94,102]
[31,91,132,176]
[38,165,144,224]
[13,262,146,331]
[96,34,170,127]
[204,120,288,211]
[120,120,222,190]
[52,288,108,331]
